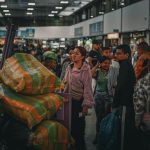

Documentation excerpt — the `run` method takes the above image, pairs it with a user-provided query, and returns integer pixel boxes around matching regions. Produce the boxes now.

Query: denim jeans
[94,91,112,133]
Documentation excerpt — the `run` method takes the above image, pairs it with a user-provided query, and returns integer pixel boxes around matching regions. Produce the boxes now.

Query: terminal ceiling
[0,0,94,26]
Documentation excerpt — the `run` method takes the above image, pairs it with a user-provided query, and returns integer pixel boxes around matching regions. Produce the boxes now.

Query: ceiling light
[48,14,54,17]
[27,8,34,11]
[1,5,7,8]
[112,8,115,10]
[0,0,5,2]
[90,15,93,18]
[26,12,33,15]
[55,6,63,9]
[28,3,35,6]
[99,11,104,15]
[74,1,80,4]
[60,1,69,4]
[59,11,72,16]
[120,2,125,6]
[3,9,9,12]
[51,11,58,14]
[5,13,11,16]
[103,2,107,5]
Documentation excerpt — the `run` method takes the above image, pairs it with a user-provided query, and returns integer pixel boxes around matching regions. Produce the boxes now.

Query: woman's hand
[82,106,89,116]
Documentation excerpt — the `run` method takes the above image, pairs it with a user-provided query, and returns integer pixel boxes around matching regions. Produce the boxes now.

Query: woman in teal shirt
[91,56,112,144]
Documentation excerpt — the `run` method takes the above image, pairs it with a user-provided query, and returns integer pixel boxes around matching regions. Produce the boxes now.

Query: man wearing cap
[42,51,57,74]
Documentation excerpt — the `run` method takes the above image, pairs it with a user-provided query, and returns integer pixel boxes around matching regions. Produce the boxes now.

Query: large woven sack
[32,120,75,150]
[0,53,63,95]
[0,84,63,129]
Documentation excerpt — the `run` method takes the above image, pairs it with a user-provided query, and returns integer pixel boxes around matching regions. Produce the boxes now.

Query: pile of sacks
[0,53,74,150]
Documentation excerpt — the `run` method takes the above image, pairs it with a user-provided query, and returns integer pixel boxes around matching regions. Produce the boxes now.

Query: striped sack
[32,120,75,150]
[0,84,63,129]
[0,53,64,95]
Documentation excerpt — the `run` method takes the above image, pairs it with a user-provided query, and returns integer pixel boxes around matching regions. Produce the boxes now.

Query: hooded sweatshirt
[63,63,94,107]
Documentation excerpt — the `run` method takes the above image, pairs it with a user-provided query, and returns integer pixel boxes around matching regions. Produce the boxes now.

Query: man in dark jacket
[113,44,137,150]
[113,44,135,107]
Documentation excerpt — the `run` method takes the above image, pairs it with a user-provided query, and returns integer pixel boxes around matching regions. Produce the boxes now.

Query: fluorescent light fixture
[26,12,33,15]
[48,14,54,17]
[5,13,11,16]
[99,11,104,15]
[112,8,115,10]
[55,7,63,9]
[81,1,88,4]
[60,1,69,4]
[3,9,9,12]
[59,11,73,16]
[51,11,58,14]
[1,5,7,8]
[74,1,80,4]
[103,2,107,5]
[90,15,93,18]
[28,3,35,6]
[120,2,125,6]
[0,0,5,2]
[27,8,34,11]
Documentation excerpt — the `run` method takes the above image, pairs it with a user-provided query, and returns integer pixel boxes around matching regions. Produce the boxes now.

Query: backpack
[98,110,121,150]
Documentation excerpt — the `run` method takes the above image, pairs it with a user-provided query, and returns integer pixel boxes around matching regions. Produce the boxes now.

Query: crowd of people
[1,40,150,150]
[61,40,150,150]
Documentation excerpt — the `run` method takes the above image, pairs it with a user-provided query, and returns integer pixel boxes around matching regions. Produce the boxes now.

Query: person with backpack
[63,46,93,150]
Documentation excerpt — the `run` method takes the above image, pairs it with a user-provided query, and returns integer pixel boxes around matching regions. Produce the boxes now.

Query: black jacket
[113,60,136,108]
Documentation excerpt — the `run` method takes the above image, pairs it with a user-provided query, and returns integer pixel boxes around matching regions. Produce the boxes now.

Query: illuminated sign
[107,33,119,39]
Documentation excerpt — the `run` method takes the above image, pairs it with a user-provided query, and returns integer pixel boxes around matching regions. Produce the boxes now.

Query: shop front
[104,32,120,48]
[122,31,147,53]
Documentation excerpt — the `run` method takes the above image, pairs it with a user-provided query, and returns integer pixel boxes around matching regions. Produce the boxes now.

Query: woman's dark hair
[75,46,87,57]
[140,59,150,78]
[137,42,149,51]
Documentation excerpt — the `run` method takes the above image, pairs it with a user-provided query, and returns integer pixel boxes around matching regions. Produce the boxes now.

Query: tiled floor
[85,107,97,150]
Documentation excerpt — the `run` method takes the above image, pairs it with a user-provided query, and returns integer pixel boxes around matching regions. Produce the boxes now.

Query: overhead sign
[107,33,119,39]
[130,31,146,38]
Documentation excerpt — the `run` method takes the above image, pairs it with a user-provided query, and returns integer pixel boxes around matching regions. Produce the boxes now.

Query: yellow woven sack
[0,53,63,95]
[0,84,63,129]
[32,120,75,150]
